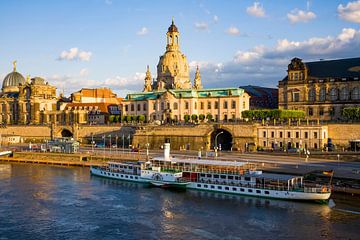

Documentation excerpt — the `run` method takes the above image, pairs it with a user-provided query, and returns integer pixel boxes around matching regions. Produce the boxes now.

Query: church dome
[2,61,25,93]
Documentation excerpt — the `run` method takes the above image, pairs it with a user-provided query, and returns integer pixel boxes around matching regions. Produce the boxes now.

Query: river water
[0,163,359,240]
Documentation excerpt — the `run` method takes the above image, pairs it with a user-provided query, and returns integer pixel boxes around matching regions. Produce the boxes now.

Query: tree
[184,114,190,123]
[126,115,132,123]
[115,115,121,123]
[108,115,115,123]
[138,115,146,123]
[199,114,205,121]
[191,114,198,122]
[342,107,360,120]
[122,115,128,122]
[206,113,213,121]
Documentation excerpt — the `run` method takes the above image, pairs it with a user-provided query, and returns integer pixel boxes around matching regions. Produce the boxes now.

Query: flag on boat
[322,170,334,175]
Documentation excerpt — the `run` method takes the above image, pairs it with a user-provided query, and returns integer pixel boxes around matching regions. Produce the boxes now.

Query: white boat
[90,143,332,201]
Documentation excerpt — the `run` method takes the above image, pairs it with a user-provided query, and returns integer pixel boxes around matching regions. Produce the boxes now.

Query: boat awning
[152,157,248,167]
[247,172,301,181]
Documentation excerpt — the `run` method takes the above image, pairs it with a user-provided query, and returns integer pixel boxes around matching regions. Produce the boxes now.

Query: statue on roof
[193,66,203,90]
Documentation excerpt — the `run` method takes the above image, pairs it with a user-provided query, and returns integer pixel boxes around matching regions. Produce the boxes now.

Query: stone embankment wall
[328,123,360,148]
[0,126,51,142]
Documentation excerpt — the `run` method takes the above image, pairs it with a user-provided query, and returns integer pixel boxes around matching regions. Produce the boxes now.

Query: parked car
[95,143,105,148]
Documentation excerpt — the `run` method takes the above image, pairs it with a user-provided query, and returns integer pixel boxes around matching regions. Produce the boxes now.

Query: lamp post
[91,132,94,153]
[146,143,150,160]
[115,135,118,155]
[337,154,340,166]
[214,131,224,158]
[109,134,112,154]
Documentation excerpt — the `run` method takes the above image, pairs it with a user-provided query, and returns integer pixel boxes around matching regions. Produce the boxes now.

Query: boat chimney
[164,139,171,161]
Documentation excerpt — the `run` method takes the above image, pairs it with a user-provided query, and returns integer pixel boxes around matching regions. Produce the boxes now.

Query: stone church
[123,20,250,122]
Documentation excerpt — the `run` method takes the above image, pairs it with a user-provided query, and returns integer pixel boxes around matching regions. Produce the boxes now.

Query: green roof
[125,87,245,101]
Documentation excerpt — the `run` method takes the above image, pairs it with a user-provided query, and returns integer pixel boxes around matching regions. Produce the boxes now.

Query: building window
[153,103,156,111]
[194,102,197,110]
[314,132,318,139]
[167,102,170,109]
[351,87,360,100]
[143,103,147,111]
[125,105,128,111]
[296,132,299,138]
[308,107,313,116]
[287,132,291,138]
[293,92,300,102]
[319,87,326,101]
[215,101,219,109]
[232,114,235,120]
[185,102,189,110]
[319,107,324,116]
[329,107,335,116]
[263,141,266,147]
[305,132,308,139]
[173,102,178,110]
[200,102,204,110]
[330,88,338,101]
[280,132,283,138]
[161,102,164,110]
[340,87,349,100]
[223,101,228,109]
[137,104,141,111]
[207,101,211,109]
[131,104,134,111]
[243,101,246,109]
[271,131,274,138]
[231,100,236,109]
[308,88,316,101]
[263,131,266,137]
[314,143,318,149]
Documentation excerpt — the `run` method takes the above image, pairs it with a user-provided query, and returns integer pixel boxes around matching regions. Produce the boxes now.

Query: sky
[0,0,360,97]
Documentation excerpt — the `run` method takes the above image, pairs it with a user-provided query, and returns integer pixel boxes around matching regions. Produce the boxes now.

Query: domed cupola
[2,61,26,93]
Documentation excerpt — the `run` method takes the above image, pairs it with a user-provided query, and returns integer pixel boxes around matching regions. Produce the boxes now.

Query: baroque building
[0,62,57,125]
[278,57,360,120]
[123,20,250,122]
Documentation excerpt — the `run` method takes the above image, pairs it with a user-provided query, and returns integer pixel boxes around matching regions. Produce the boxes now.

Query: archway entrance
[61,129,73,138]
[211,129,233,151]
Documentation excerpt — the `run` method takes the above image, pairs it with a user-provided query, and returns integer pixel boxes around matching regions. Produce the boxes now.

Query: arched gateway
[210,129,233,151]
[61,129,73,138]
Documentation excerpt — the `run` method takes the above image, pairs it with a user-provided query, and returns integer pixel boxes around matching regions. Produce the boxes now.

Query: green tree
[199,114,205,121]
[115,115,121,123]
[122,115,128,122]
[342,107,360,120]
[206,113,213,121]
[126,115,132,123]
[191,114,198,122]
[184,114,190,123]
[138,115,146,123]
[109,115,115,123]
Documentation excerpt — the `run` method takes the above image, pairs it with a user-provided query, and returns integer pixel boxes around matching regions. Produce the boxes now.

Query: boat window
[245,177,251,181]
[128,166,133,169]
[220,175,226,179]
[120,166,123,168]
[256,190,261,194]
[135,177,138,179]
[100,171,103,174]
[108,173,110,176]
[200,174,205,177]
[213,175,219,179]
[228,176,234,180]
[217,186,222,190]
[197,184,201,187]
[112,174,114,176]
[116,174,119,177]
[121,175,123,177]
[232,187,237,191]
[130,176,133,179]
[211,185,215,189]
[240,188,244,192]
[207,174,212,178]
[248,189,253,193]
[234,176,239,180]
[125,176,128,178]
[265,191,270,194]
[204,185,208,188]
[225,187,229,190]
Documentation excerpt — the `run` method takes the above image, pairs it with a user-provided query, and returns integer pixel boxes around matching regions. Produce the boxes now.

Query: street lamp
[91,132,94,153]
[337,154,340,166]
[146,143,150,159]
[214,131,224,158]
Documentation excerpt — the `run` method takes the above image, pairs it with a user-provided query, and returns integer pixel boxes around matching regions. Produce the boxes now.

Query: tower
[193,66,203,90]
[143,65,152,92]
[156,19,191,90]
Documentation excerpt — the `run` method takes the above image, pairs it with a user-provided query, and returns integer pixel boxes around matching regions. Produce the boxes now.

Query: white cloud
[213,15,219,23]
[136,27,149,36]
[190,28,360,88]
[226,26,240,36]
[287,9,316,23]
[194,22,208,31]
[79,68,88,77]
[58,47,92,61]
[338,0,360,23]
[246,2,265,17]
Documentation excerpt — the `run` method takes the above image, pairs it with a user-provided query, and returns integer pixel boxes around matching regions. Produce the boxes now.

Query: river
[0,163,359,240]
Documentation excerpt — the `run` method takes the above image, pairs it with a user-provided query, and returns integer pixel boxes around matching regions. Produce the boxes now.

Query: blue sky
[1,0,360,97]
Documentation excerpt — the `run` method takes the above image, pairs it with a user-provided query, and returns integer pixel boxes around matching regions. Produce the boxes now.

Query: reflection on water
[0,163,359,240]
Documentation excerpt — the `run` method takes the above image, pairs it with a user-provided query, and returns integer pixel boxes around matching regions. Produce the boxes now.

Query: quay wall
[327,123,360,148]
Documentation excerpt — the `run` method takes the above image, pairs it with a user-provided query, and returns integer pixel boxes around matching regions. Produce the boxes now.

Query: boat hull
[90,167,331,201]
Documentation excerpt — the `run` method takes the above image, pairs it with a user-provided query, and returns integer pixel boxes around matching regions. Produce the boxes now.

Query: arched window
[308,88,316,102]
[329,88,338,101]
[185,101,189,109]
[351,87,360,100]
[319,87,326,101]
[173,102,178,110]
[340,87,349,100]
